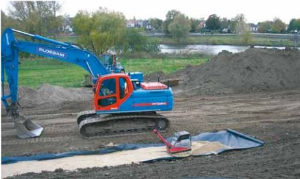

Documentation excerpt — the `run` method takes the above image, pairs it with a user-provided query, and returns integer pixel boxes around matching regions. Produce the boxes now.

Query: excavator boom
[2,28,109,138]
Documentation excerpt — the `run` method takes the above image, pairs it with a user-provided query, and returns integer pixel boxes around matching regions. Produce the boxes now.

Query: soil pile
[179,48,300,95]
[144,71,166,82]
[17,84,92,108]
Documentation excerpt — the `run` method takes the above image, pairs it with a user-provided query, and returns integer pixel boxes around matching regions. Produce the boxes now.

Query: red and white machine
[153,129,192,155]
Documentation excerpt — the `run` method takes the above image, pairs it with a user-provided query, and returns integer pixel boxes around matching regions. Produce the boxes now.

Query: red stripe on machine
[133,102,167,107]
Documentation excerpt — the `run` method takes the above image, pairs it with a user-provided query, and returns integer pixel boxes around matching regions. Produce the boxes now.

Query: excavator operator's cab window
[98,78,116,107]
[119,77,129,99]
[99,79,116,96]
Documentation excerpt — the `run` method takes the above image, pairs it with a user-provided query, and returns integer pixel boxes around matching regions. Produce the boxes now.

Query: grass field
[18,58,88,88]
[57,33,297,47]
[18,57,208,88]
[119,58,208,74]
[151,34,296,46]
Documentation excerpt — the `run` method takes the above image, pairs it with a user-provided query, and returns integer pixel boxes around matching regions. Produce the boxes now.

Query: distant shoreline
[149,33,299,47]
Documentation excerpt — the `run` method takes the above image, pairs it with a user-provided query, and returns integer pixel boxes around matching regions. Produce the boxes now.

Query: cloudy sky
[2,0,300,23]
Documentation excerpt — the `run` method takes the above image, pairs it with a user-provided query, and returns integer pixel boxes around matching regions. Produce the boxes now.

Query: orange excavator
[1,28,174,139]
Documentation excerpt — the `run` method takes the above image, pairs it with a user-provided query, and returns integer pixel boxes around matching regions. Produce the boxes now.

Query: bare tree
[231,14,252,45]
[8,1,63,37]
[234,14,249,34]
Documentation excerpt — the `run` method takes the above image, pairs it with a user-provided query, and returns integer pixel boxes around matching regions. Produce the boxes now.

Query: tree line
[2,2,300,54]
[151,10,300,42]
[149,11,300,34]
[158,11,254,43]
[1,2,158,55]
[72,8,158,54]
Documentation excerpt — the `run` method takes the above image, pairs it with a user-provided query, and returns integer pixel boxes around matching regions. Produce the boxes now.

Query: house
[137,20,144,28]
[198,21,206,30]
[142,20,153,30]
[248,23,258,32]
[126,19,137,28]
[221,28,229,33]
[145,23,152,30]
[62,15,74,34]
[126,19,153,30]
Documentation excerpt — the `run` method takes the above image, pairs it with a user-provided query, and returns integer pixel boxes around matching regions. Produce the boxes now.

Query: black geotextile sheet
[2,129,264,164]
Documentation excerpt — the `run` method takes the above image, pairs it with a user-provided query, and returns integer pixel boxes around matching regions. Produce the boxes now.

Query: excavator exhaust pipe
[14,115,44,139]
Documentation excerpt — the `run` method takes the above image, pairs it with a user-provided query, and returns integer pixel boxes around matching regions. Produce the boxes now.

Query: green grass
[119,58,208,75]
[19,58,88,88]
[57,34,296,47]
[251,36,293,46]
[152,35,241,45]
[151,34,295,46]
[18,57,208,88]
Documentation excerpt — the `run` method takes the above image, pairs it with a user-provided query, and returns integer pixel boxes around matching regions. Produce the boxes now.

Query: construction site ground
[2,48,300,178]
[2,88,300,178]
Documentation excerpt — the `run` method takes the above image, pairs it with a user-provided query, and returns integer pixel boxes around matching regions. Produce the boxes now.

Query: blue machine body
[98,85,173,114]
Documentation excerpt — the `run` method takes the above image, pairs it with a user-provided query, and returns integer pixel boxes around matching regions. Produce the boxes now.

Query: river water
[159,44,298,55]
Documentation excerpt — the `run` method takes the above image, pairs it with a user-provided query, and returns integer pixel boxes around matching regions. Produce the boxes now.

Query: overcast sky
[2,0,300,23]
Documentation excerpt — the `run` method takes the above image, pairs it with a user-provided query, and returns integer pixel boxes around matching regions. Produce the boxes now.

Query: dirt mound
[179,48,300,95]
[144,71,166,82]
[18,84,92,108]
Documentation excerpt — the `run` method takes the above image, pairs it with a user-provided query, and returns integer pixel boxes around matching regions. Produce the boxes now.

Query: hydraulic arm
[1,28,111,138]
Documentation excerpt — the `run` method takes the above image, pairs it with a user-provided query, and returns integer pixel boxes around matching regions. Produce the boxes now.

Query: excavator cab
[94,74,133,111]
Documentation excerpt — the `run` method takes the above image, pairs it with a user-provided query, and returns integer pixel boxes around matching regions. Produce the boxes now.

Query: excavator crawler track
[77,111,169,138]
